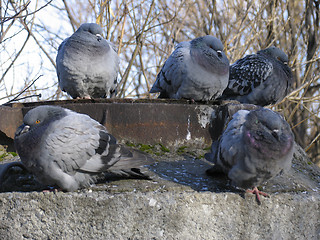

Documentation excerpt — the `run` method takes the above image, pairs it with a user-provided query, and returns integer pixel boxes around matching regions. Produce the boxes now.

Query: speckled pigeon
[220,47,293,106]
[56,23,119,99]
[205,108,294,203]
[150,35,230,101]
[14,105,154,191]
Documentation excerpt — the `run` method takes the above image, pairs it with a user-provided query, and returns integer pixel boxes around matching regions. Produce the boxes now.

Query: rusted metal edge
[5,98,220,108]
[0,106,24,140]
[0,99,224,150]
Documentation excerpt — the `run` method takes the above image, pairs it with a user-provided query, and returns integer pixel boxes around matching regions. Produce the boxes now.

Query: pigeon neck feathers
[257,47,288,64]
[261,48,294,88]
[70,24,110,54]
[190,36,229,75]
[243,109,294,157]
[77,23,103,35]
[14,106,67,160]
[20,106,68,137]
[25,106,68,125]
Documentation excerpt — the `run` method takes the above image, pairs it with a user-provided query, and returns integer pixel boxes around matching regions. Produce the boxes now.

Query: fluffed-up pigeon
[150,35,230,101]
[14,105,154,191]
[56,23,119,99]
[220,47,293,106]
[205,107,294,203]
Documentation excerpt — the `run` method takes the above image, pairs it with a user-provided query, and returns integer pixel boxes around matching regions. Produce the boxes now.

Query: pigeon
[14,105,154,191]
[150,35,230,101]
[205,107,294,203]
[220,46,293,106]
[56,23,119,99]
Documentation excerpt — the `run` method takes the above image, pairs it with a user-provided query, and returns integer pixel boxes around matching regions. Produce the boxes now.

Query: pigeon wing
[42,110,153,179]
[216,110,249,172]
[224,55,273,96]
[150,42,189,98]
[42,114,103,174]
[79,130,154,173]
[56,38,68,85]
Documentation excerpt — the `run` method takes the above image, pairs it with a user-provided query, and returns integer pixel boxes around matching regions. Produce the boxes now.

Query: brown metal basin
[0,99,227,151]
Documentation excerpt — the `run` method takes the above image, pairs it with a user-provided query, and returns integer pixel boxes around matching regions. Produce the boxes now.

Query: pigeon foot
[246,186,269,204]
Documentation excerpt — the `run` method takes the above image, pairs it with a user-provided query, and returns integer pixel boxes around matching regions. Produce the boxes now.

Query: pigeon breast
[150,35,229,101]
[206,108,294,189]
[56,23,119,99]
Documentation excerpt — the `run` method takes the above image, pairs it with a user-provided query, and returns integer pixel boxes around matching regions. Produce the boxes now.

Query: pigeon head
[243,108,294,158]
[191,35,224,57]
[258,46,289,65]
[201,35,224,52]
[190,35,229,74]
[78,23,103,36]
[15,106,67,138]
[75,23,107,45]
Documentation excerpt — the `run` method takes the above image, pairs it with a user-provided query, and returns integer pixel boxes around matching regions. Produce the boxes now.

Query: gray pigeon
[150,35,230,101]
[56,23,119,99]
[205,108,294,203]
[220,47,293,106]
[14,105,154,191]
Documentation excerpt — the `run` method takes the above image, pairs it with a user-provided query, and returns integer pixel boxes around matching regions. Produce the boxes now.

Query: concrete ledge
[1,100,319,239]
[0,189,319,239]
[0,144,319,239]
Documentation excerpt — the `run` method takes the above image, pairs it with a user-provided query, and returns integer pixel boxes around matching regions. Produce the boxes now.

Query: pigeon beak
[15,124,30,137]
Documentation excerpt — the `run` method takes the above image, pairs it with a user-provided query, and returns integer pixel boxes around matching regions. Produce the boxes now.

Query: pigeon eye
[35,120,41,124]
[276,56,285,63]
[96,34,102,42]
[217,50,222,58]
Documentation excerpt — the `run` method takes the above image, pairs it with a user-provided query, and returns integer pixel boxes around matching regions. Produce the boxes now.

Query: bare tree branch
[3,75,42,104]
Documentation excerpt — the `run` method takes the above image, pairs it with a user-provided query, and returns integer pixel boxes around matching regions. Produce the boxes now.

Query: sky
[0,0,155,104]
[0,1,76,104]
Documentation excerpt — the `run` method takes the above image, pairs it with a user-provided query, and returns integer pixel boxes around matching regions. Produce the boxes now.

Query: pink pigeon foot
[246,186,269,204]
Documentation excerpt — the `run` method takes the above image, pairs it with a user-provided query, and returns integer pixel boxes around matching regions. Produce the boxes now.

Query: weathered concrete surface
[0,189,319,240]
[0,143,319,239]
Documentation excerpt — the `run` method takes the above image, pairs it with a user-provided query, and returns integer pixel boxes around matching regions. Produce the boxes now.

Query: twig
[118,0,156,97]
[0,1,31,24]
[274,75,320,106]
[1,1,53,24]
[117,3,127,55]
[62,0,77,31]
[138,46,150,96]
[4,75,43,104]
[14,5,56,67]
[0,32,31,83]
[305,132,320,152]
[5,94,42,104]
